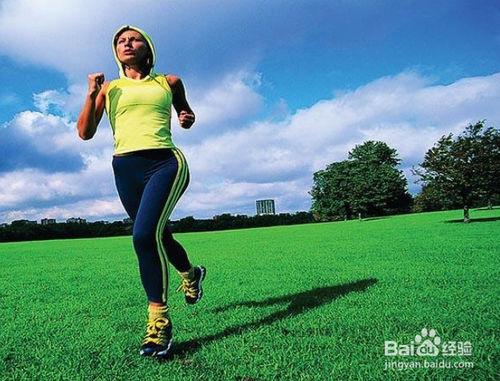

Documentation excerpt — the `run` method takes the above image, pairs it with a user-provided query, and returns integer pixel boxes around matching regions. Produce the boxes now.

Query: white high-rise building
[256,199,276,215]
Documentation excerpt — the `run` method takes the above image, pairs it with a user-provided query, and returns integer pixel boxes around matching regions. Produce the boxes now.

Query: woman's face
[115,30,150,66]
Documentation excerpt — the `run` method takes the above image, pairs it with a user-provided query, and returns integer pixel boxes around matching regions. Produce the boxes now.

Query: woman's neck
[124,64,148,80]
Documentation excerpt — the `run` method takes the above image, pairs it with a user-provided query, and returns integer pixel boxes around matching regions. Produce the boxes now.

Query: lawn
[0,208,498,380]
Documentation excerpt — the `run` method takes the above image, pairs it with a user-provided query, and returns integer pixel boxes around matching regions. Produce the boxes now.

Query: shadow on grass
[169,278,378,359]
[444,217,500,223]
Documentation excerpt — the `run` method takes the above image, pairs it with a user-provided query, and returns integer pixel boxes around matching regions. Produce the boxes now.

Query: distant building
[256,199,276,215]
[41,218,56,225]
[123,218,133,224]
[66,217,87,224]
[11,219,37,226]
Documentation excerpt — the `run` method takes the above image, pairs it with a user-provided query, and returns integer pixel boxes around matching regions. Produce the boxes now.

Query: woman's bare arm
[167,74,195,129]
[77,73,108,140]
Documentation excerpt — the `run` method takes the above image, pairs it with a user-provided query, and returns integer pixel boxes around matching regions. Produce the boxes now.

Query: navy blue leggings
[112,148,191,304]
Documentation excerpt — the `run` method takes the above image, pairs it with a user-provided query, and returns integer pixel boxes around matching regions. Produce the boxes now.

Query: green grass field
[0,209,498,380]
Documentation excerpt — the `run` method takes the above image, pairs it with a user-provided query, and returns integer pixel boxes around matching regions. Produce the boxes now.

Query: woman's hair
[114,28,153,74]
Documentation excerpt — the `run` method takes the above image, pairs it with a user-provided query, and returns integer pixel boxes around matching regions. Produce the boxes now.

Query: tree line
[311,121,499,222]
[0,212,315,243]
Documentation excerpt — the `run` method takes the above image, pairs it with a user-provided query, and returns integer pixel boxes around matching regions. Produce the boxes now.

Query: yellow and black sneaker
[140,306,173,358]
[177,265,206,305]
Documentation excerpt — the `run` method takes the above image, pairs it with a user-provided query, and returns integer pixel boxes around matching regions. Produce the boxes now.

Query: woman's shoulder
[165,74,182,86]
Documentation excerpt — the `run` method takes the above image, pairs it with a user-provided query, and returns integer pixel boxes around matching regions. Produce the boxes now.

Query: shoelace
[176,277,198,298]
[143,317,170,345]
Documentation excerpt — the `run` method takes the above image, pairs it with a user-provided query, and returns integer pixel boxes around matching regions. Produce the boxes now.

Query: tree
[348,140,400,166]
[348,141,412,218]
[311,141,412,220]
[311,161,355,220]
[412,183,459,212]
[413,121,500,222]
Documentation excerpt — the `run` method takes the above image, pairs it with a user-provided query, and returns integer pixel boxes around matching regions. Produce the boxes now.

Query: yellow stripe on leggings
[155,148,189,303]
[155,150,186,303]
[158,148,188,301]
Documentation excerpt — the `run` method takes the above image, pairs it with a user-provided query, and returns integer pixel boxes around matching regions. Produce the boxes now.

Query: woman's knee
[132,226,156,252]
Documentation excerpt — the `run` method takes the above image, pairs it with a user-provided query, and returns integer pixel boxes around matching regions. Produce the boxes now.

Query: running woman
[77,25,206,358]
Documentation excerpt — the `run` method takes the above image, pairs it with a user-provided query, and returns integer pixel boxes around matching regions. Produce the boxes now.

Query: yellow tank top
[105,74,175,155]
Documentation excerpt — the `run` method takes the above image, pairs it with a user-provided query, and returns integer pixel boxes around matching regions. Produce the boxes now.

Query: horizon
[2,207,311,225]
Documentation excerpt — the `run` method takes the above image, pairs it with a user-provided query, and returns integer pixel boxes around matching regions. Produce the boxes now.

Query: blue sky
[0,0,499,223]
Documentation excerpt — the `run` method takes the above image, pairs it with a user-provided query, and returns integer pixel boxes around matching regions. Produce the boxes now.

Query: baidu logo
[384,328,472,357]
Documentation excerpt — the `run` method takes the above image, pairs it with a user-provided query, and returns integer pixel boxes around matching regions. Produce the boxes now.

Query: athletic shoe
[139,316,173,358]
[177,265,206,304]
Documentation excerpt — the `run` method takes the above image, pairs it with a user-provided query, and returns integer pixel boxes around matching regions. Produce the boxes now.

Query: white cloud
[0,66,264,222]
[1,109,113,166]
[13,111,76,152]
[187,71,263,134]
[0,151,115,209]
[1,197,124,223]
[0,0,159,80]
[177,178,311,218]
[33,90,66,114]
[0,0,261,81]
[0,0,339,84]
[1,71,500,222]
[32,83,94,118]
[179,71,500,217]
